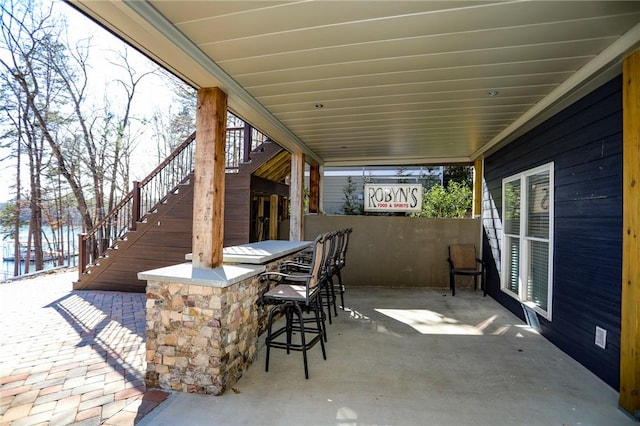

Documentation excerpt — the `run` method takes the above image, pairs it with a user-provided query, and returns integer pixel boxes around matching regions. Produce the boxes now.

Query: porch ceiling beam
[325,156,473,168]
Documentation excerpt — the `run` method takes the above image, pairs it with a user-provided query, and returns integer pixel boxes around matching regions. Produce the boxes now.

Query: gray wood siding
[322,176,366,214]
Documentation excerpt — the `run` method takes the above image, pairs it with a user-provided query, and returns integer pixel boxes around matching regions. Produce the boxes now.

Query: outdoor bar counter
[138,240,311,395]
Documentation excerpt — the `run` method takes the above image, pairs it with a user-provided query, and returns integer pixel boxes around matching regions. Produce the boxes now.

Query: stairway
[74,132,289,293]
[239,139,289,178]
[73,175,195,292]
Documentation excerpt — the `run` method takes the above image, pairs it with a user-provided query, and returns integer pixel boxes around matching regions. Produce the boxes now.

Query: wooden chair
[447,244,486,296]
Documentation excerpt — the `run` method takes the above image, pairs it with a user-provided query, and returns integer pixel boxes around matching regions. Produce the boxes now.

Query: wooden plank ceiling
[68,1,640,166]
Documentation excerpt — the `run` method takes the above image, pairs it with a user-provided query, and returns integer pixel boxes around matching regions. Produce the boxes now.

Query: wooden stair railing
[78,132,196,279]
[77,118,273,282]
[225,122,271,172]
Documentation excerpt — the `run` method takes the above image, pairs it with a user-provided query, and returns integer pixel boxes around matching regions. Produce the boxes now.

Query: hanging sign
[364,184,423,212]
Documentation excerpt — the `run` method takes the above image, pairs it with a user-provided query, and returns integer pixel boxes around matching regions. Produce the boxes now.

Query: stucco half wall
[281,215,481,289]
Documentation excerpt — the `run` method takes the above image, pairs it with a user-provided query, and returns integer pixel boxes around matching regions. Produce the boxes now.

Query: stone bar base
[139,250,304,395]
[145,275,259,395]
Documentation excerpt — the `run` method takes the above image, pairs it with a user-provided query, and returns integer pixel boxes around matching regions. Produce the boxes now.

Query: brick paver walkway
[0,269,168,425]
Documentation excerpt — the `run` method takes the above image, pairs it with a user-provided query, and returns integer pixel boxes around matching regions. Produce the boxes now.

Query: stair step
[79,171,196,290]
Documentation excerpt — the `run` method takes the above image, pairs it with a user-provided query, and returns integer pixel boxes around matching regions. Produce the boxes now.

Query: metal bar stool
[259,234,328,379]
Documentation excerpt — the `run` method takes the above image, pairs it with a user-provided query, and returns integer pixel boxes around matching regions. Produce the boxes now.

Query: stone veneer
[143,254,296,395]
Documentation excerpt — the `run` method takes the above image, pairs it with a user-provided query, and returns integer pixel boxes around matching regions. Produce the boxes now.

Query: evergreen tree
[340,177,362,215]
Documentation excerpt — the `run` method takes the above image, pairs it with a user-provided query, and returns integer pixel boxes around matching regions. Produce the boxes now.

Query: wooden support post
[192,87,227,269]
[256,197,265,241]
[257,197,265,218]
[243,122,252,163]
[620,50,640,418]
[131,181,141,231]
[309,164,320,214]
[472,158,483,218]
[289,152,305,241]
[78,233,86,278]
[270,194,278,239]
[318,165,324,213]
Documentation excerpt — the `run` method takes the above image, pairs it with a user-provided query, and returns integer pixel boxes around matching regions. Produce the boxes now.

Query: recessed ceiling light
[488,90,499,97]
[315,103,324,109]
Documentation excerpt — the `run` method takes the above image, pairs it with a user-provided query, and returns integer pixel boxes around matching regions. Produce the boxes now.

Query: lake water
[1,226,80,281]
[0,256,78,281]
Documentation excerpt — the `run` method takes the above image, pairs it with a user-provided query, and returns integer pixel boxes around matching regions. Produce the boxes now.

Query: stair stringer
[73,176,195,293]
[238,141,284,175]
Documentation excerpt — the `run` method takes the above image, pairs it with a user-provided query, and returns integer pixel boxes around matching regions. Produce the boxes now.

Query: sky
[0,0,185,203]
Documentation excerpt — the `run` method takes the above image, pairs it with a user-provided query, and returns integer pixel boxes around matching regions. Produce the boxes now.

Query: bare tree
[0,81,27,275]
[151,73,196,163]
[1,0,154,275]
[105,48,155,214]
[0,0,62,270]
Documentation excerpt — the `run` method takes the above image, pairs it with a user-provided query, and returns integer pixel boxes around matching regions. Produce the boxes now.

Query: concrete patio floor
[141,286,633,426]
[0,268,634,425]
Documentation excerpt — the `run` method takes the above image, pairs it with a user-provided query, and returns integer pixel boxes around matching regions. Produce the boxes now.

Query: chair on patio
[331,228,352,309]
[447,244,486,296]
[279,230,339,323]
[259,234,328,379]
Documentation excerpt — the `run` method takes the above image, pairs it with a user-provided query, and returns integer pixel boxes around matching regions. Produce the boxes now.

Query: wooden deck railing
[78,120,270,279]
[78,132,196,276]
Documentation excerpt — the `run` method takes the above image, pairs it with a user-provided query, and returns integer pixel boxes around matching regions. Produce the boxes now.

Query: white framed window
[501,162,554,320]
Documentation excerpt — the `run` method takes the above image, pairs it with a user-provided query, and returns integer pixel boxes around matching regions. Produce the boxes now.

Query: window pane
[506,236,519,295]
[528,240,548,311]
[504,179,520,234]
[527,172,549,238]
